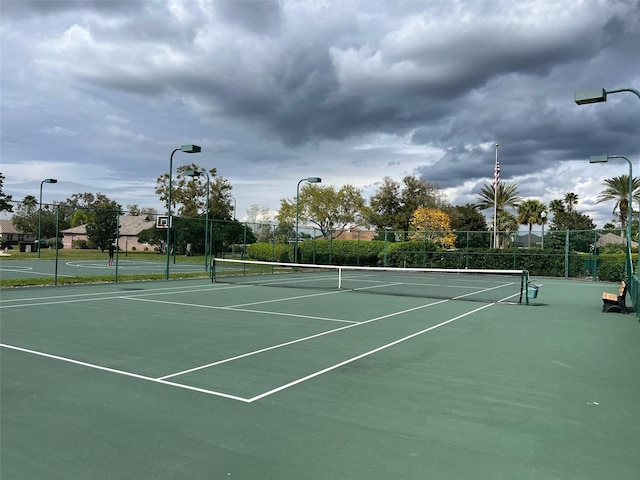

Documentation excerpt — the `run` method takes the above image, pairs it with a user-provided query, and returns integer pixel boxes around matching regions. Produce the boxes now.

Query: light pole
[576,86,640,305]
[589,155,634,281]
[185,169,210,272]
[493,143,499,249]
[166,145,201,280]
[38,178,57,258]
[295,177,321,263]
[540,211,547,249]
[574,87,640,105]
[231,195,236,220]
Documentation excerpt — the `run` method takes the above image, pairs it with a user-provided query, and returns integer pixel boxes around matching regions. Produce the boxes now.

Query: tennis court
[1,266,639,479]
[0,258,204,281]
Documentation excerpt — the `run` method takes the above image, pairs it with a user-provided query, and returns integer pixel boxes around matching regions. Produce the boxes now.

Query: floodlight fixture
[166,145,201,279]
[295,176,322,263]
[38,178,59,258]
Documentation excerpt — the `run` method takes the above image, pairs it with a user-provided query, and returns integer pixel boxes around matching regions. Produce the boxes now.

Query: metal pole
[38,181,44,258]
[54,205,59,285]
[204,178,210,271]
[165,148,179,280]
[295,179,303,263]
[115,213,120,283]
[493,143,499,249]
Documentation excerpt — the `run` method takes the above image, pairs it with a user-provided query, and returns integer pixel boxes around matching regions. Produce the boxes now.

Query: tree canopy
[408,207,456,248]
[278,183,366,239]
[596,174,640,240]
[0,173,13,213]
[517,199,546,247]
[155,163,234,220]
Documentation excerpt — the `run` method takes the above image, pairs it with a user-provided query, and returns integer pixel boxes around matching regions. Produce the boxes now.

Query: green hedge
[245,240,623,278]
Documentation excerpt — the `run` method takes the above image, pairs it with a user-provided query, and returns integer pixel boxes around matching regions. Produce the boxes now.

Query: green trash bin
[527,283,539,299]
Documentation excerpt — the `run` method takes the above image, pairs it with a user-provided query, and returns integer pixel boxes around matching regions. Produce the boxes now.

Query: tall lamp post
[38,178,58,258]
[589,155,635,280]
[540,211,547,249]
[230,195,236,220]
[295,177,321,263]
[165,145,201,280]
[185,169,210,272]
[576,86,640,307]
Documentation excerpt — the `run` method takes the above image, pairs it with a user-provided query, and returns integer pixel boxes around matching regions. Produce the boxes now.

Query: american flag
[493,159,500,187]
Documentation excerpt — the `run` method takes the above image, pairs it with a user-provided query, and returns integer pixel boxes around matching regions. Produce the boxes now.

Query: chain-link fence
[1,210,638,318]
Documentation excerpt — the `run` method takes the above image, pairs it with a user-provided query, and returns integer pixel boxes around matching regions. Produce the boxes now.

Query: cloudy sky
[1,0,639,228]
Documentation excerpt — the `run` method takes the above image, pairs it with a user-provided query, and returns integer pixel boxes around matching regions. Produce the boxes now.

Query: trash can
[527,283,539,299]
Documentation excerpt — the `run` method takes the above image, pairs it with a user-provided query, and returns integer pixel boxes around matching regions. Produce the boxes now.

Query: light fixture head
[575,89,607,105]
[306,177,322,183]
[589,155,609,164]
[44,178,58,183]
[180,145,201,153]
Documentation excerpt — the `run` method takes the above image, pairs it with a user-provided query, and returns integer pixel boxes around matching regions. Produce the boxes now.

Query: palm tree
[517,199,546,247]
[564,192,579,212]
[476,183,521,212]
[548,199,565,216]
[596,175,640,240]
[476,183,521,248]
[495,210,519,248]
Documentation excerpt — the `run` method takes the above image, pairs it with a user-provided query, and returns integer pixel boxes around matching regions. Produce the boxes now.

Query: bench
[601,281,628,314]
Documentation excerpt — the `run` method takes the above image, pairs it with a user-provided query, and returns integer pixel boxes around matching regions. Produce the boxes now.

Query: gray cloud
[1,0,639,229]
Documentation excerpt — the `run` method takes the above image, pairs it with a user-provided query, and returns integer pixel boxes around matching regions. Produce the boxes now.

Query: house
[0,219,36,249]
[331,227,376,241]
[61,214,158,251]
[596,232,638,249]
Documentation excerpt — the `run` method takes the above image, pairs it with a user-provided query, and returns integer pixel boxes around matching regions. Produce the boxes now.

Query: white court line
[1,296,497,403]
[0,343,251,403]
[1,280,516,403]
[157,281,508,383]
[158,298,450,380]
[126,296,357,324]
[0,267,73,278]
[0,283,250,308]
[247,302,495,402]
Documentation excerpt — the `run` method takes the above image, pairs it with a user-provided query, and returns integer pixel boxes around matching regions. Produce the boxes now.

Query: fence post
[565,230,570,278]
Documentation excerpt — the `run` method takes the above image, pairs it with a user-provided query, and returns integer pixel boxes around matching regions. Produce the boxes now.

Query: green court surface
[0,258,204,281]
[1,277,639,479]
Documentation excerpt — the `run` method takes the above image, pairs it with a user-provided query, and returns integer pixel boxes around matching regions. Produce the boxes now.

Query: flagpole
[493,143,499,249]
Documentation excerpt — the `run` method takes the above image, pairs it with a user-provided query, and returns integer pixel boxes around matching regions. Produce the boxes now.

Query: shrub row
[245,240,616,278]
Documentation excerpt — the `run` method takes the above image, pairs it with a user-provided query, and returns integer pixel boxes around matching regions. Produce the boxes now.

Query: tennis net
[212,259,529,304]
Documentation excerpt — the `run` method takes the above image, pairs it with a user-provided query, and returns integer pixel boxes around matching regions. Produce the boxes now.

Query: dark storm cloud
[0,0,143,18]
[215,0,283,34]
[1,0,639,228]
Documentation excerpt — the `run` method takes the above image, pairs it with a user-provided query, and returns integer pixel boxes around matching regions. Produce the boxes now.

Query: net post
[338,267,343,289]
[211,258,216,283]
[524,270,529,305]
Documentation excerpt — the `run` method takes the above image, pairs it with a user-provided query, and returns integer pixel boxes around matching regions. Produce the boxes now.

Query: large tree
[0,173,13,213]
[564,192,579,212]
[548,199,565,216]
[517,199,546,248]
[155,163,233,220]
[246,204,274,243]
[475,183,521,212]
[447,203,489,248]
[278,183,366,239]
[476,182,521,247]
[408,207,456,248]
[365,176,402,231]
[11,196,39,237]
[596,174,640,240]
[366,175,443,235]
[86,198,122,252]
